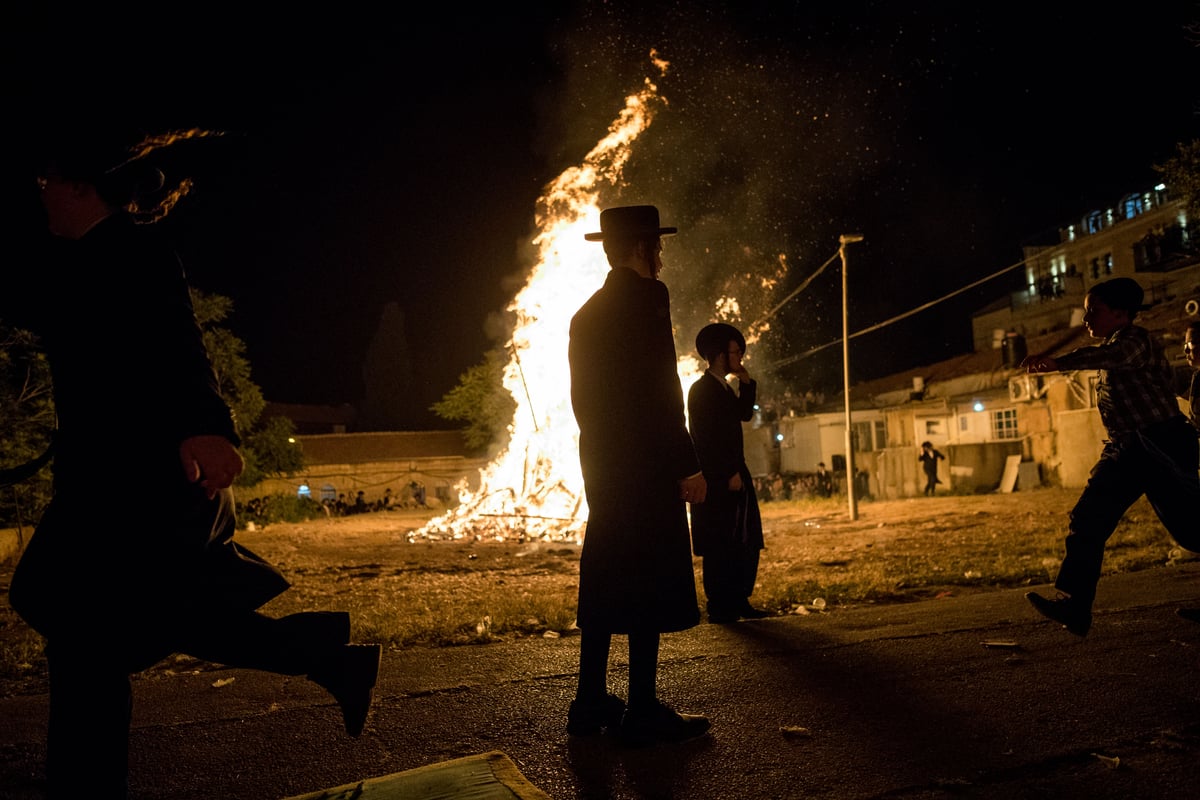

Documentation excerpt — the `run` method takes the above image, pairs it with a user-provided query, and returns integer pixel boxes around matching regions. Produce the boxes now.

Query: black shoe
[1026,591,1092,637]
[567,692,626,736]
[1177,608,1200,624]
[738,602,771,619]
[312,644,381,737]
[619,700,710,748]
[707,604,741,624]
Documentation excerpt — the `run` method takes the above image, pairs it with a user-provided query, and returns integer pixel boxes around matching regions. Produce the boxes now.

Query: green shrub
[237,493,326,528]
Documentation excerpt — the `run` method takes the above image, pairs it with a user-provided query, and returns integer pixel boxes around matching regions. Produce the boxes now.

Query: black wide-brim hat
[584,205,677,241]
[695,322,746,360]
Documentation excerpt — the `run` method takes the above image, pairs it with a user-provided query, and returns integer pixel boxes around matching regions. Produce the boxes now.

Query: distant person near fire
[814,461,835,497]
[1184,320,1199,435]
[1179,320,1200,624]
[1021,278,1200,635]
[567,205,711,747]
[919,441,945,496]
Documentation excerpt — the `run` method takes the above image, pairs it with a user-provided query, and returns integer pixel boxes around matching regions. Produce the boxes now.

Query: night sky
[5,3,1199,429]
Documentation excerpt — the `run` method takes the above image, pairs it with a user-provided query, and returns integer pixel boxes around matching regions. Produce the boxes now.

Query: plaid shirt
[1054,324,1181,437]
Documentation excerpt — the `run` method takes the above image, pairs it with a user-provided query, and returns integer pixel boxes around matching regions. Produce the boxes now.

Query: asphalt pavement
[2,562,1199,800]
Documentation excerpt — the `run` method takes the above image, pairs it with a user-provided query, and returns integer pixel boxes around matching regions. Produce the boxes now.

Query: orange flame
[418,65,703,543]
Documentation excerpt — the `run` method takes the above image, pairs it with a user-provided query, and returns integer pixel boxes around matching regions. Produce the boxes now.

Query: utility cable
[748,250,841,336]
[762,255,1031,372]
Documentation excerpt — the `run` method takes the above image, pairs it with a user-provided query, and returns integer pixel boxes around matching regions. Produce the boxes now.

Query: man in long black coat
[687,323,766,623]
[3,126,380,797]
[567,205,710,747]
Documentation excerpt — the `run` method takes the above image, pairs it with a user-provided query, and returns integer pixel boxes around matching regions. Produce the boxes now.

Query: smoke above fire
[414,5,988,541]
[418,58,703,542]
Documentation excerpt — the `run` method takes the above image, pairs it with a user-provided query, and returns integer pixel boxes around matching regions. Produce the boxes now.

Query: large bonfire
[418,58,703,543]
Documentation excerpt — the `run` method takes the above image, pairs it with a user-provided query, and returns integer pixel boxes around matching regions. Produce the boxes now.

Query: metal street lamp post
[839,234,864,522]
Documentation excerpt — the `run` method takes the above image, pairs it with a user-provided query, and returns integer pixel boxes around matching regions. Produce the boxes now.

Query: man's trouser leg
[1056,443,1146,609]
[1141,419,1200,551]
[173,609,350,677]
[46,639,134,799]
[702,551,738,616]
[737,546,762,601]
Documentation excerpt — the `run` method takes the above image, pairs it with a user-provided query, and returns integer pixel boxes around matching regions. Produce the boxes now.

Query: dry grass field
[1,486,1189,697]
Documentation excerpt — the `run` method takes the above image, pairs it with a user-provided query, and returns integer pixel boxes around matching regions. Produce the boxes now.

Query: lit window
[991,408,1019,440]
[1123,194,1144,219]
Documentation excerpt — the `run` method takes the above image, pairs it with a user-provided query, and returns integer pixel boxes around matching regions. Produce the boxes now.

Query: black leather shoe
[313,644,382,737]
[1026,591,1092,637]
[738,602,771,619]
[707,604,741,624]
[619,700,710,748]
[567,693,626,736]
[1177,608,1200,623]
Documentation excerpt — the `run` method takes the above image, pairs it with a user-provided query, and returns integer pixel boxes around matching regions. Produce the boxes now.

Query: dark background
[5,3,1198,428]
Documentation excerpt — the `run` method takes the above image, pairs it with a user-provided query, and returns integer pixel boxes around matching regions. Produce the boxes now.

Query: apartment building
[786,184,1197,498]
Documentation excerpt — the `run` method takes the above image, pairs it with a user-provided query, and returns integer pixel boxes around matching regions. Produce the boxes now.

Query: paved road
[2,563,1199,799]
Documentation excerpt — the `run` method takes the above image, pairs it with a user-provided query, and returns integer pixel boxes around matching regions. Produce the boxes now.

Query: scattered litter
[811,598,827,610]
[932,778,972,788]
[1091,752,1121,770]
[963,570,982,579]
[981,641,1021,650]
[212,677,236,688]
[1150,730,1189,750]
[542,630,560,639]
[792,605,810,616]
[780,726,812,739]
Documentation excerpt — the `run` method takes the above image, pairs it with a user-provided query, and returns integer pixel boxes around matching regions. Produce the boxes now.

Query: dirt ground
[2,486,1182,699]
[246,488,1076,552]
[235,486,1088,576]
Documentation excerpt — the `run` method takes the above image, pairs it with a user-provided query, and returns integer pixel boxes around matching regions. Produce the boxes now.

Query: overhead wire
[747,250,841,337]
[760,254,1032,373]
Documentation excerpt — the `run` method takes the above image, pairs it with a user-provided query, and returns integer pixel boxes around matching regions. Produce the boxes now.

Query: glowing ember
[418,58,704,543]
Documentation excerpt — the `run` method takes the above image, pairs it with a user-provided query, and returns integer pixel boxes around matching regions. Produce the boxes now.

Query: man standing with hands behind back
[567,205,711,748]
